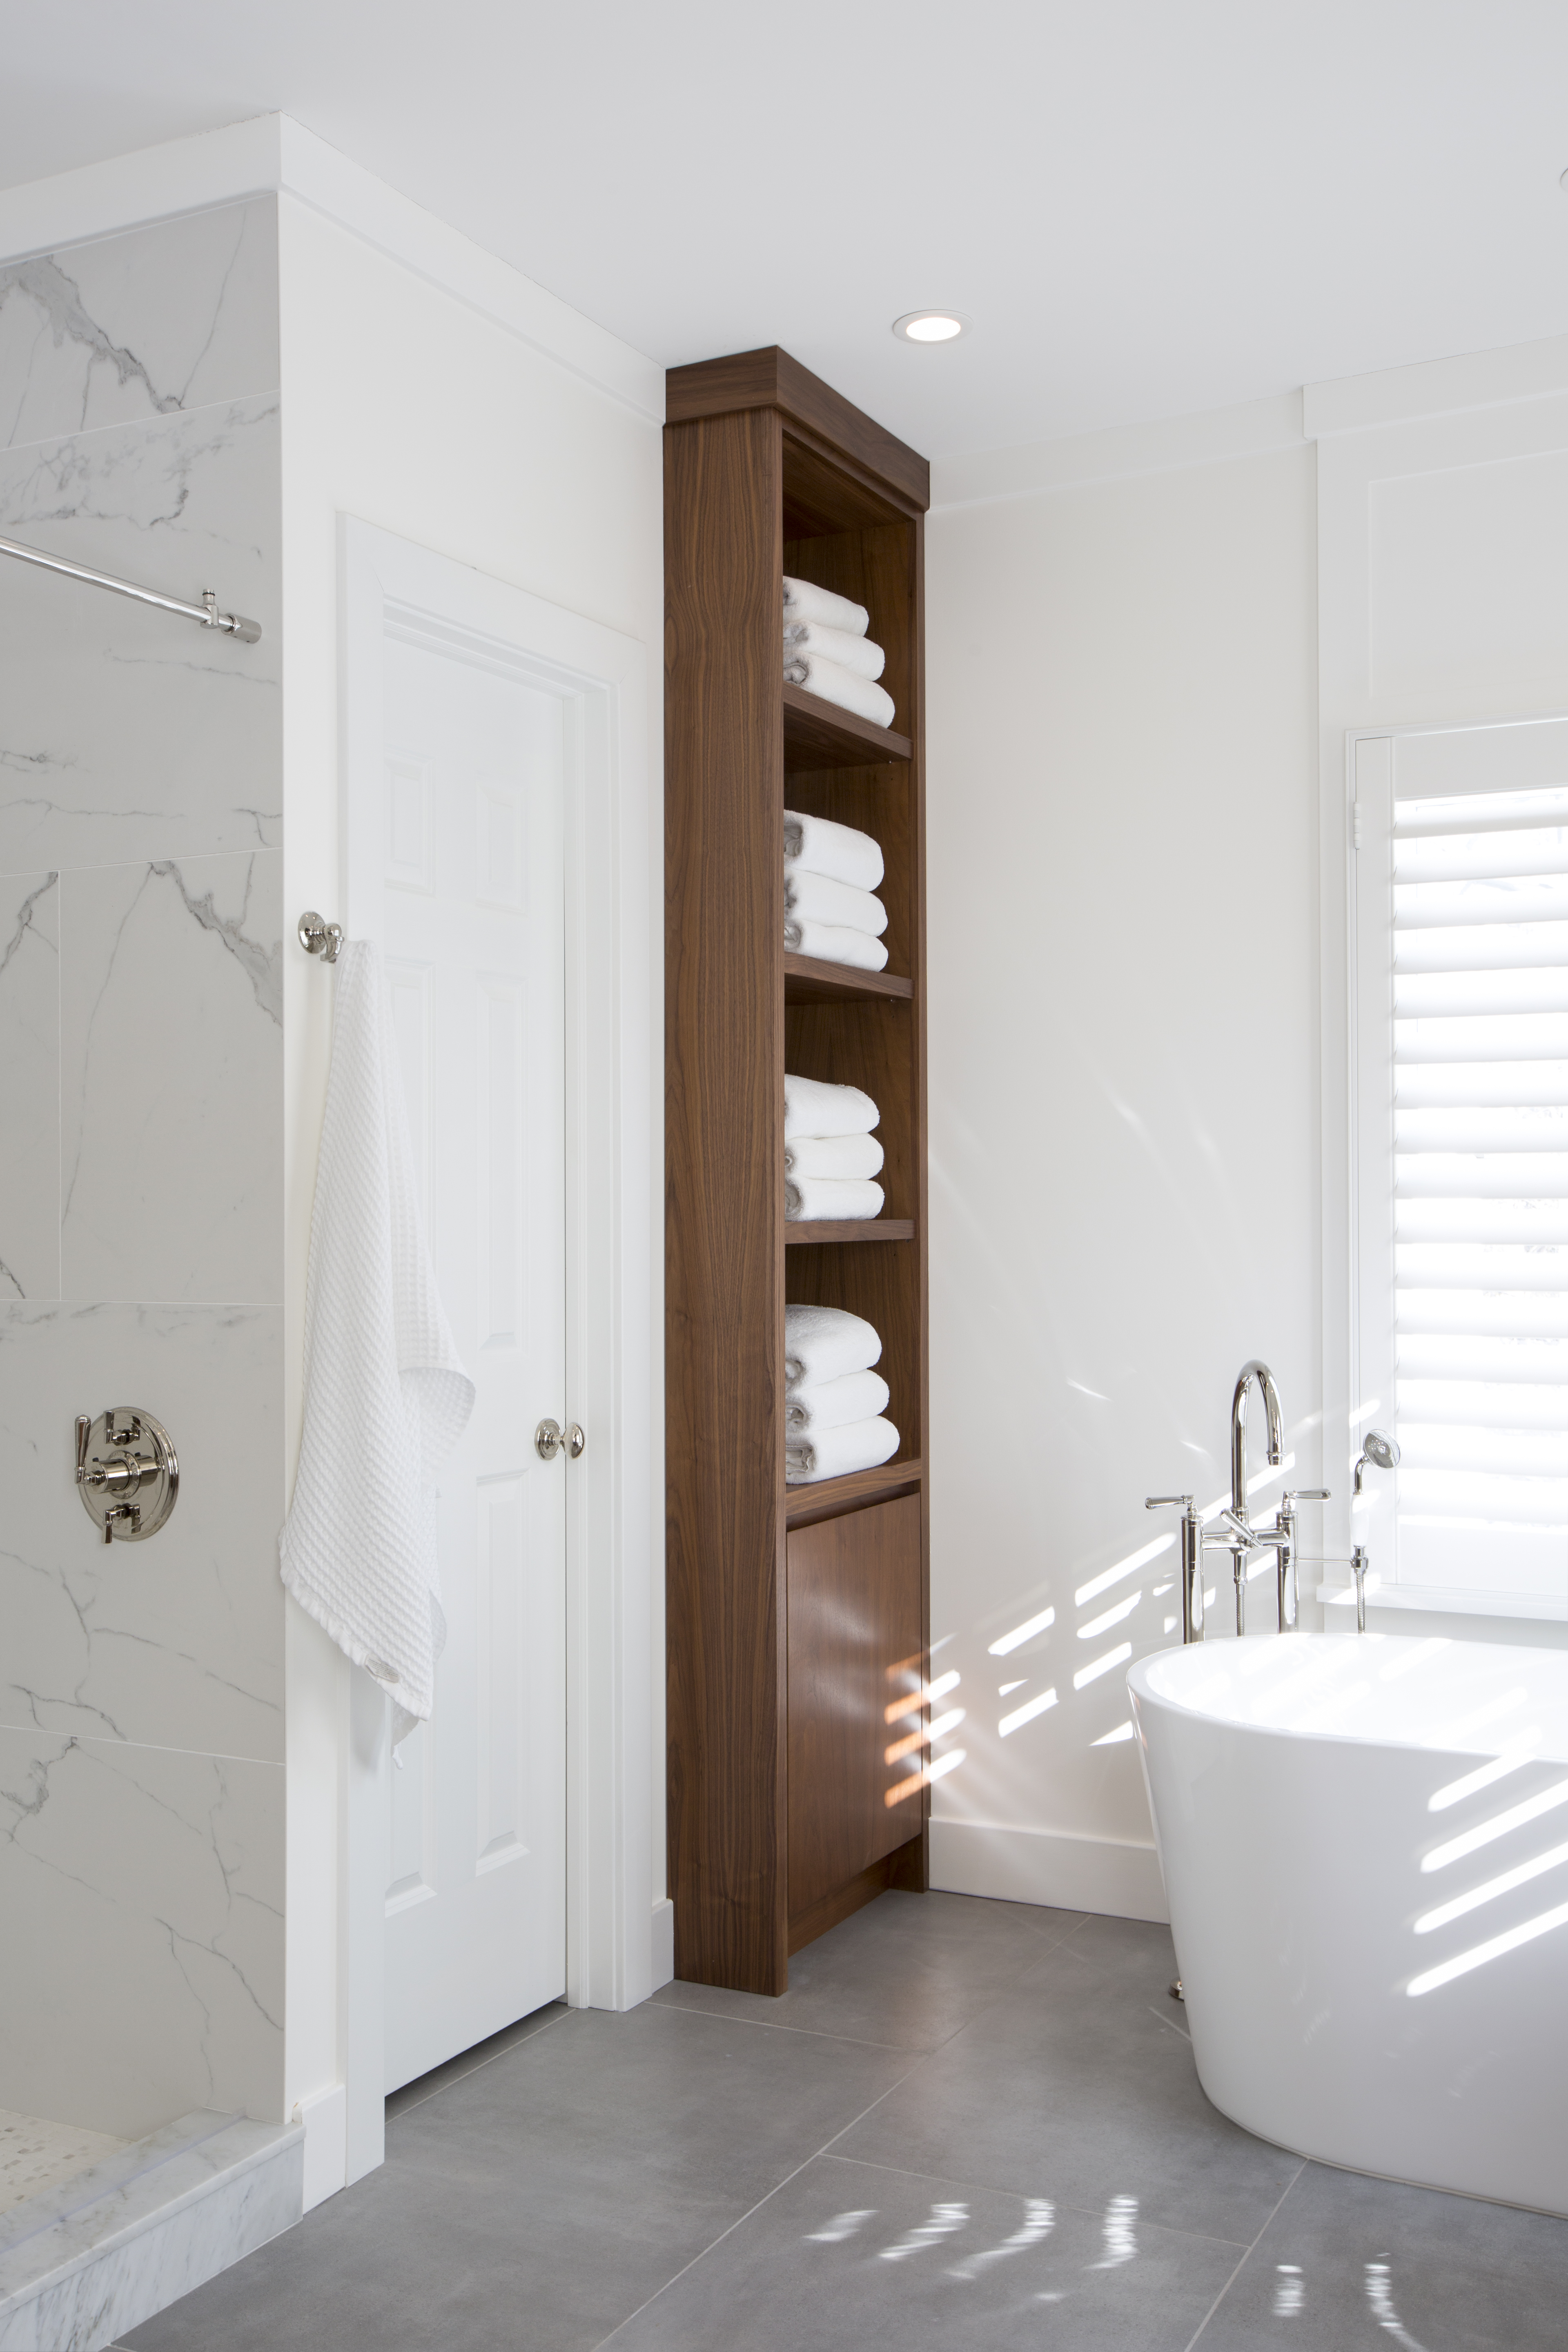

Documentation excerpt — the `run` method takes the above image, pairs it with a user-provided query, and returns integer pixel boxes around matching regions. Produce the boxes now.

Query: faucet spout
[1231,1359,1282,1521]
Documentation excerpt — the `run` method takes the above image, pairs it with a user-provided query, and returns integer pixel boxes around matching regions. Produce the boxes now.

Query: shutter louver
[1393,781,1568,1590]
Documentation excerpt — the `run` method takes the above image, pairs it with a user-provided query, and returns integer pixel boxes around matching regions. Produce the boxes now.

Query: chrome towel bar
[0,531,262,643]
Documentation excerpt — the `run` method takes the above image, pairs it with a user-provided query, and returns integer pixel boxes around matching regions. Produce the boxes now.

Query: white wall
[924,408,1321,1919]
[276,196,666,2128]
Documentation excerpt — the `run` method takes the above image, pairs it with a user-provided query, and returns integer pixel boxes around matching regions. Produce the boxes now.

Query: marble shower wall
[0,203,285,2140]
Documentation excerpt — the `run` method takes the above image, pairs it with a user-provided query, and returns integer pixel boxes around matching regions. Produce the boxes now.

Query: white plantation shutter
[1355,719,1568,1607]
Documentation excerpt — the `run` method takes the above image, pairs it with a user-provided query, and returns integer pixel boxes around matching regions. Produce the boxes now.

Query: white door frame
[337,518,656,2182]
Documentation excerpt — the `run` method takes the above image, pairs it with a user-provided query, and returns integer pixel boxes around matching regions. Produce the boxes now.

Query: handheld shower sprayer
[1353,1427,1400,1500]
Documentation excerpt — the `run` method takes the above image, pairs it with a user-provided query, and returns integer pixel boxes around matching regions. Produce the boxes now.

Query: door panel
[786,1494,924,1925]
[372,632,568,2093]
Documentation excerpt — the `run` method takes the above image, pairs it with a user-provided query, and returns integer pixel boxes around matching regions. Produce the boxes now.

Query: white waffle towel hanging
[279,941,474,1743]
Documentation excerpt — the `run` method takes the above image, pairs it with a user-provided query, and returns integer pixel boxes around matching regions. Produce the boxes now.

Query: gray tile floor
[119,1892,1566,2351]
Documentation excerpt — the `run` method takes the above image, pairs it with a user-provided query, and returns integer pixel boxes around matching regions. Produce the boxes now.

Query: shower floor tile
[0,2109,125,2221]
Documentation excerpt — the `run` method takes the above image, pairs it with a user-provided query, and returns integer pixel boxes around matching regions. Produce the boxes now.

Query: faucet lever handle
[1281,1488,1330,1505]
[1145,1494,1194,1512]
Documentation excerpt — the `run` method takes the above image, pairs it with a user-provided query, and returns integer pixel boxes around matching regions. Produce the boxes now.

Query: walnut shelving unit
[665,347,930,1994]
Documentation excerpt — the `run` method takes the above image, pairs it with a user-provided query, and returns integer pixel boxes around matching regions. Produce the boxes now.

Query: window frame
[1346,714,1568,1627]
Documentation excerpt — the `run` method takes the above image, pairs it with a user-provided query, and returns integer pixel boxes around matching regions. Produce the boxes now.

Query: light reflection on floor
[795,2191,1481,2344]
[800,2191,1148,2306]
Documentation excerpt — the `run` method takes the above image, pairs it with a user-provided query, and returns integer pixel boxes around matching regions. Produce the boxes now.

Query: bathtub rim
[1127,1630,1568,1764]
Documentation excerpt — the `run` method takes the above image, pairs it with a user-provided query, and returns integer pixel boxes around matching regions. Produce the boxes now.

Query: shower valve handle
[73,1407,179,1545]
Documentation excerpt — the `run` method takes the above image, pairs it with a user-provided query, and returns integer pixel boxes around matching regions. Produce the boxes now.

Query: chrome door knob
[535,1419,585,1463]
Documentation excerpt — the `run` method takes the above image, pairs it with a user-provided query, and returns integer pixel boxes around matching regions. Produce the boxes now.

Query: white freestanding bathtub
[1128,1633,1568,2216]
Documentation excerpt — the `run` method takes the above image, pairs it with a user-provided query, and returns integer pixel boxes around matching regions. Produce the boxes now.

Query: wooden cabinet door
[786,1494,924,1933]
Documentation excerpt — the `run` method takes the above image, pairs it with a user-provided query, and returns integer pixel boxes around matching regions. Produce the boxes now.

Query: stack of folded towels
[784,1304,899,1484]
[785,1072,883,1223]
[784,808,887,973]
[783,577,896,731]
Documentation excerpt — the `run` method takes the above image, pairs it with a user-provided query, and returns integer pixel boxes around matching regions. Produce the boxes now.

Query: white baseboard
[294,2085,346,2213]
[650,1898,675,1992]
[931,1818,1168,1924]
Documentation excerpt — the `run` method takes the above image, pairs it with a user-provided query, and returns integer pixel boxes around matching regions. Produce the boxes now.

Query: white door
[367,628,568,2092]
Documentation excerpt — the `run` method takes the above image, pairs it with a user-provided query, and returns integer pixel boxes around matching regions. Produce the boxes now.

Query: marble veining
[0,198,288,2239]
[0,203,279,454]
[0,873,57,1302]
[0,1730,284,2141]
[0,2117,123,2224]
[60,852,282,1304]
[0,396,281,874]
[0,2110,301,2352]
[0,1302,284,1762]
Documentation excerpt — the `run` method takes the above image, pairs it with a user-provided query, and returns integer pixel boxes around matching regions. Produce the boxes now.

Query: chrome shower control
[74,1408,179,1545]
[534,1419,586,1463]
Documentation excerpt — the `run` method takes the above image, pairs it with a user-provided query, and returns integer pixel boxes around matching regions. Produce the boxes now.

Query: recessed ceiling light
[893,311,970,344]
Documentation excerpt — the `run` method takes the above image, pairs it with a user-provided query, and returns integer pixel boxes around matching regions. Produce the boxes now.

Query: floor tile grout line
[587,2049,935,2350]
[385,2008,572,2121]
[648,2002,921,2053]
[813,2151,1253,2252]
[1180,2158,1308,2352]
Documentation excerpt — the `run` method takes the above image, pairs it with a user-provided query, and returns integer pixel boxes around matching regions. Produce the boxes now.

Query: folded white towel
[786,1414,900,1486]
[786,1173,884,1222]
[785,867,887,937]
[784,1072,879,1140]
[784,917,889,971]
[279,943,475,1744]
[782,575,868,635]
[782,809,884,893]
[782,620,886,682]
[786,1368,891,1434]
[785,1132,884,1180]
[784,1302,882,1389]
[783,652,896,732]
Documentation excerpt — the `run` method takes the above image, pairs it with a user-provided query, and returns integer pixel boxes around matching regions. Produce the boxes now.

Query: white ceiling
[4,0,1567,460]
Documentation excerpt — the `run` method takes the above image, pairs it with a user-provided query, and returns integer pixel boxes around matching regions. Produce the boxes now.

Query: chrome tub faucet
[1147,1360,1328,1641]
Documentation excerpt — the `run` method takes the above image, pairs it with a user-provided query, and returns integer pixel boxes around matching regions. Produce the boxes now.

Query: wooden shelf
[784,682,911,769]
[666,347,928,1997]
[785,1457,924,1526]
[785,1219,913,1245]
[784,953,913,1006]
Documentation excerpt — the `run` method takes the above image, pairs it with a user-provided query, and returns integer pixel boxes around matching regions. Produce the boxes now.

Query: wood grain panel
[784,1460,923,1528]
[666,350,929,1990]
[668,347,930,512]
[784,954,913,1006]
[787,1839,923,1955]
[782,684,910,769]
[787,1496,925,1933]
[665,404,789,1995]
[784,1220,913,1245]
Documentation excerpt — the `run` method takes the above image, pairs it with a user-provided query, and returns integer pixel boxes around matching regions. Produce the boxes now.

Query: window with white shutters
[1354,718,1568,1610]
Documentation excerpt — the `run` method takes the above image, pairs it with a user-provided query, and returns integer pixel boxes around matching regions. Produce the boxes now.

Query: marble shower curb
[0,2109,302,2352]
